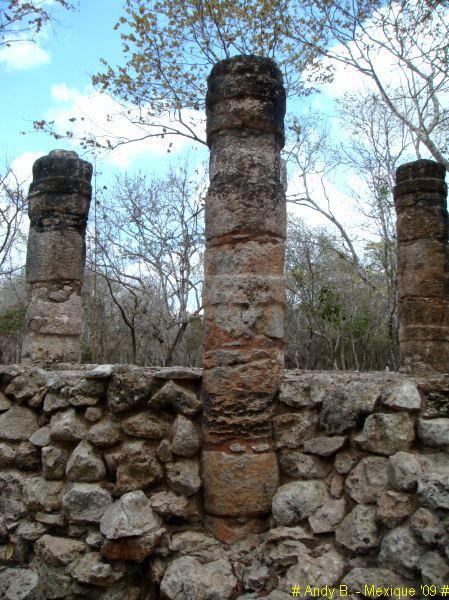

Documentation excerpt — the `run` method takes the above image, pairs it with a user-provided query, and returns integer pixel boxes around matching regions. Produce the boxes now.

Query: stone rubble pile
[0,365,448,599]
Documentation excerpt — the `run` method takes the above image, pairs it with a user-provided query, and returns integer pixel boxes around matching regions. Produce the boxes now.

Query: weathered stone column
[202,55,286,538]
[394,159,449,373]
[21,150,92,366]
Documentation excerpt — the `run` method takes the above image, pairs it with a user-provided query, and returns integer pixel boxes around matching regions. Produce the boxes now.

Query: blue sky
[1,0,412,238]
[1,1,206,184]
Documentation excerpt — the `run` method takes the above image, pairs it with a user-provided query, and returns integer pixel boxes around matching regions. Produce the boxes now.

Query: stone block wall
[0,365,448,599]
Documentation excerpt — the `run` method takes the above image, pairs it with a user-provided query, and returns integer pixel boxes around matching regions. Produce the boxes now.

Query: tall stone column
[202,55,286,538]
[394,159,449,373]
[22,150,92,366]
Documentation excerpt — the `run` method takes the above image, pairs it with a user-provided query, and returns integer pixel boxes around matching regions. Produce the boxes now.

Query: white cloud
[0,22,52,72]
[0,39,50,71]
[9,151,45,187]
[45,84,206,168]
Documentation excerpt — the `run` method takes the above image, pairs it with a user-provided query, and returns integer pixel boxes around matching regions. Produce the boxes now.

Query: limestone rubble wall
[0,365,448,599]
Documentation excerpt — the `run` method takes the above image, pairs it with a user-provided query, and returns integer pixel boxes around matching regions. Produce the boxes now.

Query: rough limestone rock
[242,559,268,592]
[419,451,449,475]
[172,415,200,457]
[42,445,69,479]
[0,442,15,467]
[34,534,85,565]
[381,381,422,410]
[378,525,423,578]
[262,526,312,567]
[376,490,416,527]
[153,366,202,380]
[4,369,46,403]
[65,439,106,482]
[16,520,47,541]
[417,417,449,447]
[62,483,112,523]
[84,406,103,422]
[167,458,201,496]
[100,491,162,539]
[85,364,114,379]
[334,449,364,474]
[101,528,165,562]
[0,406,38,440]
[417,473,449,509]
[0,568,39,600]
[273,411,319,449]
[354,412,414,455]
[115,441,163,493]
[279,374,328,408]
[31,561,73,599]
[68,551,125,587]
[420,551,449,585]
[272,480,329,525]
[23,477,63,511]
[320,381,380,433]
[168,531,222,560]
[149,380,201,416]
[43,392,69,413]
[160,556,237,600]
[29,425,50,447]
[120,411,170,439]
[16,440,40,470]
[281,547,345,592]
[87,418,121,447]
[345,456,389,504]
[107,369,158,413]
[410,507,445,546]
[157,438,173,463]
[49,408,87,442]
[279,449,331,479]
[0,471,27,525]
[150,491,191,519]
[342,568,408,593]
[388,451,422,491]
[303,435,346,456]
[419,378,449,417]
[335,505,379,553]
[0,391,12,411]
[309,498,346,533]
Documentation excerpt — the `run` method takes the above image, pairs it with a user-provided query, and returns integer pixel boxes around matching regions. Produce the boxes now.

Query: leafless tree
[293,0,449,170]
[0,163,28,279]
[88,158,205,366]
[0,0,75,46]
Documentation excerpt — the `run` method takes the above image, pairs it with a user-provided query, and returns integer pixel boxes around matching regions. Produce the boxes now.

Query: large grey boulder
[335,504,379,553]
[0,406,38,440]
[0,568,39,600]
[160,556,237,599]
[68,551,125,587]
[65,439,106,482]
[49,408,87,442]
[345,456,389,504]
[172,415,200,457]
[100,491,162,539]
[388,451,422,491]
[272,480,329,525]
[418,418,449,447]
[378,525,423,578]
[62,483,112,523]
[354,412,414,455]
